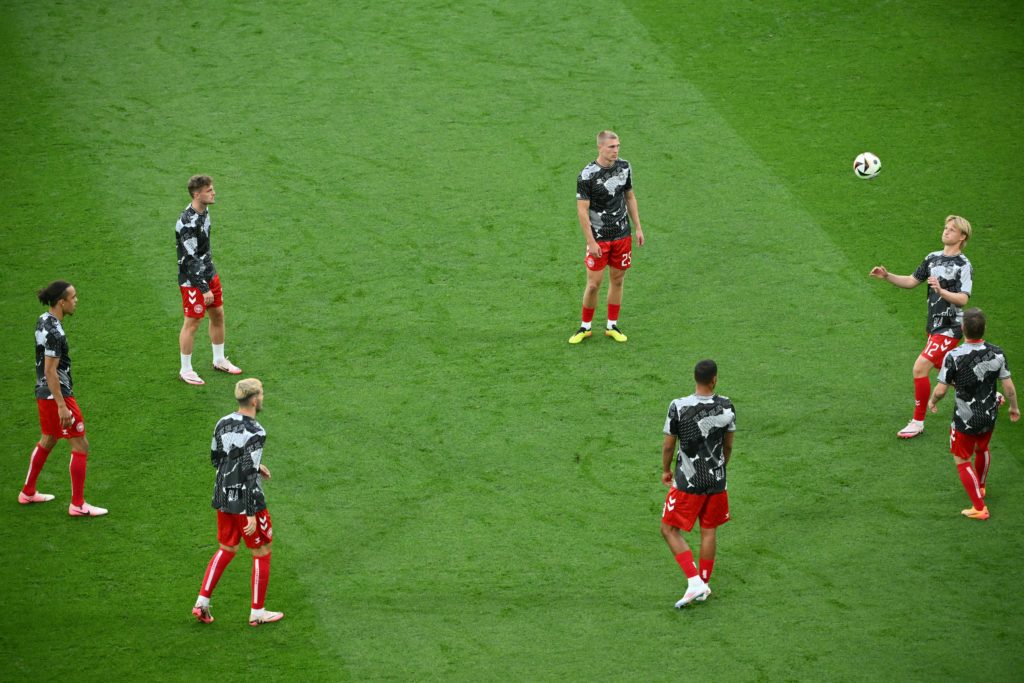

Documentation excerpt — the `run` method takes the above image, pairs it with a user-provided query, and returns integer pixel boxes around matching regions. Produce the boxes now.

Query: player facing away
[19,281,108,517]
[660,359,736,608]
[568,130,645,344]
[870,215,973,438]
[192,378,284,626]
[177,174,242,385]
[927,308,1019,520]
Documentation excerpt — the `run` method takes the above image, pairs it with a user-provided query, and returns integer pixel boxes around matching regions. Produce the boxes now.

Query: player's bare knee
[219,542,239,553]
[252,543,272,557]
[659,522,677,541]
[70,436,89,454]
[39,434,58,450]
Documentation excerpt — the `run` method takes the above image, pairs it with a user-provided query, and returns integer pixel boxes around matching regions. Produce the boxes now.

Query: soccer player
[660,359,736,608]
[568,130,645,344]
[177,174,242,385]
[870,215,973,438]
[19,281,108,516]
[927,308,1019,520]
[192,378,283,627]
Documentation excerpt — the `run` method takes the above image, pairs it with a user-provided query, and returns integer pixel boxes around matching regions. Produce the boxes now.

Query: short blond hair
[946,215,972,243]
[234,378,263,404]
[596,130,619,145]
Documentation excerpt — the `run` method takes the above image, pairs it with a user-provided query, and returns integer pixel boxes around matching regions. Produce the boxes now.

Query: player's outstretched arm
[869,266,921,289]
[1001,378,1020,422]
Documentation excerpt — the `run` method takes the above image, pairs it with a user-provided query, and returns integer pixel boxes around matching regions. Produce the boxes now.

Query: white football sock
[180,353,193,373]
[580,321,592,330]
[607,319,618,329]
[212,343,225,364]
[195,595,210,608]
[686,575,705,591]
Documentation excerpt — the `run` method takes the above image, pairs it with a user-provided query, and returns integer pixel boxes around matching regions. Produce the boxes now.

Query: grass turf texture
[1,1,1022,680]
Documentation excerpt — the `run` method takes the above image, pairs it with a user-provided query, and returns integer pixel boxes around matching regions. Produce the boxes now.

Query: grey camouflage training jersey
[210,412,267,515]
[938,340,1011,435]
[912,251,972,338]
[34,312,73,399]
[576,159,633,242]
[176,205,217,292]
[664,394,736,495]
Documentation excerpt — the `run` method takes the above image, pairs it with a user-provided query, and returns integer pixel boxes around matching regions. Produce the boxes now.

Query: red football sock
[251,553,271,609]
[956,462,985,510]
[199,548,236,598]
[699,558,715,583]
[69,451,88,507]
[974,449,990,488]
[674,550,698,579]
[22,442,53,496]
[913,377,930,421]
[608,303,621,323]
[581,307,595,324]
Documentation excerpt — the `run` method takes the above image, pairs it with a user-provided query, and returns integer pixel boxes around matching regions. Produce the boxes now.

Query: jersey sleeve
[576,174,590,201]
[41,323,62,358]
[999,354,1011,380]
[937,353,954,385]
[177,215,211,292]
[624,165,633,192]
[911,257,930,282]
[663,402,678,435]
[959,261,973,296]
[726,402,737,432]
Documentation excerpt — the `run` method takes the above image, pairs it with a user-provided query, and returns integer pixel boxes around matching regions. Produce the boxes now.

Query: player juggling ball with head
[193,378,284,627]
[660,359,736,608]
[19,281,107,517]
[176,174,242,385]
[928,308,1019,521]
[569,130,645,344]
[870,215,973,439]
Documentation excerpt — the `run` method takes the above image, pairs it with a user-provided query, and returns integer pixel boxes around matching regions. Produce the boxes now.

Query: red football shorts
[661,487,730,531]
[949,427,993,460]
[37,397,86,439]
[585,236,632,271]
[920,333,958,369]
[181,274,223,319]
[217,508,273,549]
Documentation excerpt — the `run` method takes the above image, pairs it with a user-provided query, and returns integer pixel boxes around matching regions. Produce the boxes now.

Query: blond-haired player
[569,130,645,344]
[870,215,973,438]
[192,378,283,626]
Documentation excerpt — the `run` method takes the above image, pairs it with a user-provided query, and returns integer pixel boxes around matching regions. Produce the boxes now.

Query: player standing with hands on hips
[19,281,107,517]
[569,130,645,344]
[177,175,242,385]
[927,308,1019,520]
[660,359,735,608]
[870,215,973,438]
[192,378,283,626]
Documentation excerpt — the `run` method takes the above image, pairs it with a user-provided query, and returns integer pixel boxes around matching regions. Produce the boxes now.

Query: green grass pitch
[1,1,1022,680]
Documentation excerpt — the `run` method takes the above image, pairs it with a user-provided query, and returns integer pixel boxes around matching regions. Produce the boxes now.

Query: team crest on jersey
[193,304,204,314]
[76,421,84,433]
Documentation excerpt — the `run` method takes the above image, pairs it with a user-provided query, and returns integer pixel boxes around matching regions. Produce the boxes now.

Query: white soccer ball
[853,152,881,179]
